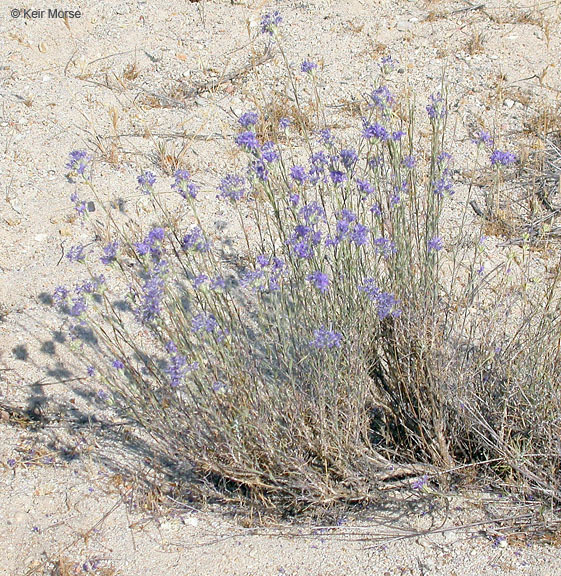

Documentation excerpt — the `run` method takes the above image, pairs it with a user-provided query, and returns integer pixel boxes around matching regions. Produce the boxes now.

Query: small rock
[396,20,412,32]
[504,98,515,109]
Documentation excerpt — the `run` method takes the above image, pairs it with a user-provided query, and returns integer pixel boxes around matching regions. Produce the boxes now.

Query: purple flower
[100,241,119,265]
[256,254,270,268]
[301,60,318,74]
[412,474,428,490]
[340,148,358,170]
[137,171,156,194]
[392,130,405,141]
[70,192,87,216]
[192,312,219,333]
[69,297,87,317]
[290,165,308,184]
[370,85,394,110]
[86,366,95,377]
[137,262,166,323]
[171,169,197,199]
[181,227,210,253]
[299,201,325,225]
[318,128,334,146]
[210,276,225,291]
[373,237,397,258]
[288,193,300,206]
[218,173,245,202]
[306,271,330,293]
[261,10,282,35]
[66,150,90,176]
[370,203,382,216]
[166,353,187,388]
[66,245,85,263]
[53,286,69,305]
[433,175,454,197]
[329,169,346,184]
[112,359,124,370]
[357,179,374,198]
[238,111,258,128]
[490,149,517,166]
[193,274,208,289]
[426,92,446,119]
[261,141,279,163]
[236,130,259,152]
[403,155,416,168]
[249,158,269,182]
[427,236,443,252]
[358,279,401,320]
[310,327,342,349]
[97,389,108,401]
[279,117,291,130]
[350,223,369,246]
[362,121,389,141]
[474,130,493,147]
[135,227,165,260]
[380,55,397,73]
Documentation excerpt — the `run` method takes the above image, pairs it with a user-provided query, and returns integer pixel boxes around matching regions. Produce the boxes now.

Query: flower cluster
[181,226,210,253]
[261,10,282,35]
[66,150,90,177]
[137,171,156,195]
[136,261,167,324]
[241,255,286,292]
[358,278,401,320]
[135,227,165,260]
[171,169,197,199]
[490,149,517,166]
[218,173,246,202]
[310,326,342,349]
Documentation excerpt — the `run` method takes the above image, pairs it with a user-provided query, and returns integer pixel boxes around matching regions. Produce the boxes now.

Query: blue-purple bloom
[100,241,119,265]
[290,165,308,184]
[373,237,397,258]
[490,149,517,166]
[66,150,90,176]
[358,278,401,320]
[112,359,124,370]
[428,236,444,252]
[53,286,69,305]
[191,312,219,334]
[392,130,405,141]
[181,227,210,253]
[310,327,342,349]
[279,117,291,130]
[306,271,330,293]
[137,262,166,323]
[166,353,187,388]
[261,10,282,35]
[238,111,258,128]
[70,192,87,216]
[137,171,156,195]
[340,148,358,170]
[363,121,389,141]
[301,60,318,74]
[403,155,416,168]
[69,296,87,317]
[66,244,85,263]
[318,128,334,146]
[135,227,165,259]
[218,173,245,202]
[329,169,346,184]
[171,169,197,199]
[261,141,279,163]
[426,92,446,119]
[474,130,493,147]
[236,130,259,152]
[370,85,394,110]
[357,179,374,198]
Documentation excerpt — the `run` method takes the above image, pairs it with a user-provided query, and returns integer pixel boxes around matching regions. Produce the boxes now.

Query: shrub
[54,15,561,513]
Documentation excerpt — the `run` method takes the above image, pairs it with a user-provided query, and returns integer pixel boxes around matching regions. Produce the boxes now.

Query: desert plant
[54,13,561,513]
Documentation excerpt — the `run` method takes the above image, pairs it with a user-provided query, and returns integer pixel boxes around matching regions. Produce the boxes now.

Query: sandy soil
[2,0,561,574]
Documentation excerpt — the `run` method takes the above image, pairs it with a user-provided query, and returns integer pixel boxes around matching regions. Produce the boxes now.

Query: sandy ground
[2,0,561,574]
